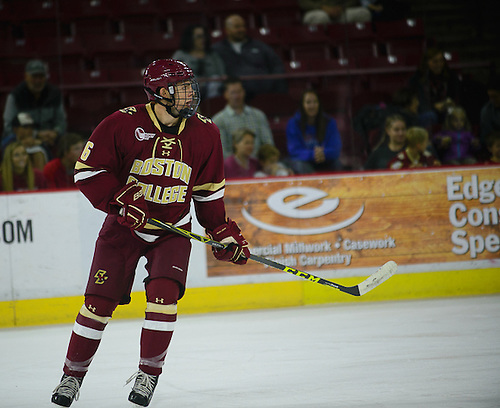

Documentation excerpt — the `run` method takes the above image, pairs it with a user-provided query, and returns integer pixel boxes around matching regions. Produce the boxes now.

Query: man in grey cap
[2,59,66,160]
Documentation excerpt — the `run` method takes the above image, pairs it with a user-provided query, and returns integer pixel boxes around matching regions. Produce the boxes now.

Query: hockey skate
[126,370,159,407]
[51,374,83,407]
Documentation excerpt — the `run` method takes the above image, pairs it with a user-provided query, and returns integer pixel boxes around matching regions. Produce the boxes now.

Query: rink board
[1,267,500,327]
[1,166,499,327]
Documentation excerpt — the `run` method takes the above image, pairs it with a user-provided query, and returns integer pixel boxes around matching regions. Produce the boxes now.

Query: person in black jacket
[212,14,287,101]
[2,59,67,160]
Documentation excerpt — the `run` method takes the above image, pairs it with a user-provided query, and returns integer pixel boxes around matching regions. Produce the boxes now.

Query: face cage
[146,77,200,119]
[175,78,201,118]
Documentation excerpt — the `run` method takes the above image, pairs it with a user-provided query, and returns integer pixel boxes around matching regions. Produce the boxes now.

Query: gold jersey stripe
[193,179,225,192]
[74,161,93,170]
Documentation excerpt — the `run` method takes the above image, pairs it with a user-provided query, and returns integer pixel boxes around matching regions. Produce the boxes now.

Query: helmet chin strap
[157,98,180,118]
[145,86,180,118]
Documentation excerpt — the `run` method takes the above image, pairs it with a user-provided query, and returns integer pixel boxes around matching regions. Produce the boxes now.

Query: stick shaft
[147,218,394,296]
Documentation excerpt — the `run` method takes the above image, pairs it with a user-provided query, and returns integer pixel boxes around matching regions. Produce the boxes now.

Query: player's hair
[231,128,255,153]
[1,141,34,191]
[257,144,280,162]
[442,106,470,131]
[416,46,451,82]
[298,89,328,143]
[406,127,429,148]
[179,25,211,53]
[222,76,243,92]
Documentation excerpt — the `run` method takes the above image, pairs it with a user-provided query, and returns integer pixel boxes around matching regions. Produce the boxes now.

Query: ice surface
[1,296,499,408]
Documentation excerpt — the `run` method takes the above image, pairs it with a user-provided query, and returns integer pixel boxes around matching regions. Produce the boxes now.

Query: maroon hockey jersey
[388,149,439,170]
[74,103,227,235]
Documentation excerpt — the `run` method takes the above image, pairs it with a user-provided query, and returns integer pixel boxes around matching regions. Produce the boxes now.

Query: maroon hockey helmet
[143,59,201,118]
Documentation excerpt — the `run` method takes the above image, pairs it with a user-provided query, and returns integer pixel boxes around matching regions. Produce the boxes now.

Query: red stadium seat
[205,0,254,12]
[9,0,58,21]
[198,96,226,118]
[120,87,148,107]
[106,68,145,85]
[60,69,110,87]
[375,18,425,40]
[327,22,376,43]
[157,0,205,15]
[251,92,298,120]
[21,20,61,38]
[109,0,160,17]
[60,0,112,20]
[278,24,329,46]
[261,8,302,28]
[253,0,301,12]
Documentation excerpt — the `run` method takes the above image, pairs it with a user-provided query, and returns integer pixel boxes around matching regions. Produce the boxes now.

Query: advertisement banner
[207,167,500,277]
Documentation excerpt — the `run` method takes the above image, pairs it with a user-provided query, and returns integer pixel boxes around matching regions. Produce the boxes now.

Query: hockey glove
[207,219,250,265]
[111,182,149,230]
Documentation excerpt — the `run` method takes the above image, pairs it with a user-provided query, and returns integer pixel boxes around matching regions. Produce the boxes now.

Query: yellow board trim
[1,268,499,328]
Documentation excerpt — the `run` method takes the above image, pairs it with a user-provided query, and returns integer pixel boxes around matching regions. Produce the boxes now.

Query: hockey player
[51,59,250,407]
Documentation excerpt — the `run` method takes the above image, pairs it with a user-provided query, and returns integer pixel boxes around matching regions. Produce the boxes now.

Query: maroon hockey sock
[139,278,179,376]
[63,296,118,377]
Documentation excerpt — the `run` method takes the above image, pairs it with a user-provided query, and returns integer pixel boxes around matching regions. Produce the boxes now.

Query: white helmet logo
[135,127,156,141]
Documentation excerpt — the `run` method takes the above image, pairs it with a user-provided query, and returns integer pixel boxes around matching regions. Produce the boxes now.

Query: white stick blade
[357,261,397,296]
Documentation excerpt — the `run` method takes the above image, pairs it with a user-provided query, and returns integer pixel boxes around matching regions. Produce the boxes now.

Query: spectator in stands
[43,133,86,189]
[212,14,287,101]
[388,87,420,128]
[212,77,274,159]
[483,131,500,165]
[479,75,500,147]
[388,126,440,169]
[298,0,371,25]
[2,59,66,162]
[172,25,226,99]
[0,141,47,192]
[408,47,462,130]
[1,112,47,170]
[254,144,294,177]
[286,89,342,174]
[224,128,260,179]
[364,114,406,170]
[433,106,480,165]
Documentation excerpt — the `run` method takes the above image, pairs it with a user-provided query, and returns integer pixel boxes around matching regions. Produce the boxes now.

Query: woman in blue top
[286,89,342,174]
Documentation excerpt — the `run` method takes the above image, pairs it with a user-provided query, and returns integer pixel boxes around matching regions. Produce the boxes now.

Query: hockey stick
[147,218,397,296]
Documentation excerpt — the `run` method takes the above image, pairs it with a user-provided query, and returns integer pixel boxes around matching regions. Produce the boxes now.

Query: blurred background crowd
[1,0,499,192]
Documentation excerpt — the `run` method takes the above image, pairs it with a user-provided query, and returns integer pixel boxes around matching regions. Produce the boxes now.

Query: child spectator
[364,114,406,170]
[483,131,500,165]
[433,106,480,165]
[224,128,260,179]
[254,144,293,177]
[286,89,342,174]
[1,112,47,170]
[389,127,440,169]
[43,133,86,188]
[0,141,47,192]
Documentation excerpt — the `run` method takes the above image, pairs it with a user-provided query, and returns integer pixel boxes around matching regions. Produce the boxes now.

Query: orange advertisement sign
[207,167,500,277]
